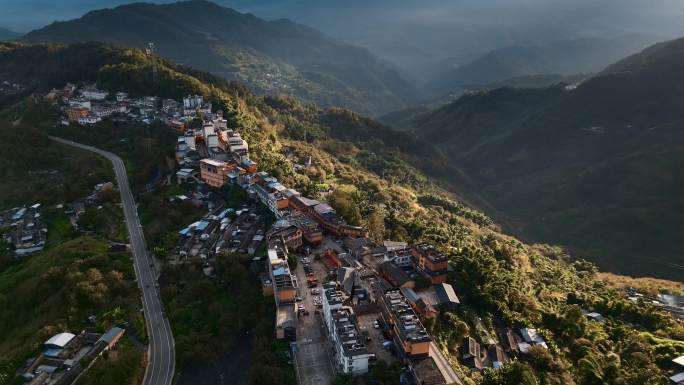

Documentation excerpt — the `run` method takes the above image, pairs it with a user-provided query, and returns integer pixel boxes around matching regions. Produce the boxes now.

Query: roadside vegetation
[0,238,146,385]
[0,120,112,209]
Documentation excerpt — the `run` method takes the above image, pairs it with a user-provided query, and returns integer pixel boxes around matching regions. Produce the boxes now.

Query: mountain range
[0,27,19,41]
[424,35,661,95]
[22,0,419,116]
[384,37,684,280]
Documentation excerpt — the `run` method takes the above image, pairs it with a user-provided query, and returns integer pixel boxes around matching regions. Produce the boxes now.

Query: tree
[367,210,386,244]
[328,190,361,225]
[482,361,539,385]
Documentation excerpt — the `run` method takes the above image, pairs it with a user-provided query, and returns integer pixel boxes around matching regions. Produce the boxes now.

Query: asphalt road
[50,136,175,385]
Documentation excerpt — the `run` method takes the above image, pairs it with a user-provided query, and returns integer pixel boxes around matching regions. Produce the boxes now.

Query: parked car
[373,320,380,329]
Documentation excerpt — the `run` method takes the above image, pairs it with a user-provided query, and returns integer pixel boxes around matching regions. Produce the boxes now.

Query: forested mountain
[393,37,684,280]
[425,35,660,95]
[22,0,419,116]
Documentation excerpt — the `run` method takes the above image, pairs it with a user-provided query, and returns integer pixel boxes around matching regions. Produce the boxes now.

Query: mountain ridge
[0,27,19,41]
[22,0,419,116]
[394,36,684,280]
[425,35,661,95]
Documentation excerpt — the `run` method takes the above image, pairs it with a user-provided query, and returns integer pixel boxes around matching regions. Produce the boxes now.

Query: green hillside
[22,0,419,116]
[398,36,684,280]
[0,41,682,385]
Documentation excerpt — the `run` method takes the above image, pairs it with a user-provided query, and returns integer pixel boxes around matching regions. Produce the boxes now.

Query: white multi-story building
[77,115,101,125]
[322,284,372,376]
[81,87,108,100]
[383,248,413,267]
[183,94,203,109]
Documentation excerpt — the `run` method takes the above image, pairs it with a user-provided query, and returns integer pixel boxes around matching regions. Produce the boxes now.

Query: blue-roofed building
[43,348,64,358]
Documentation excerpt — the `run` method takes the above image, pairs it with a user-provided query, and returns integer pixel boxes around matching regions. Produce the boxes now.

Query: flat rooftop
[382,290,431,344]
[332,308,369,357]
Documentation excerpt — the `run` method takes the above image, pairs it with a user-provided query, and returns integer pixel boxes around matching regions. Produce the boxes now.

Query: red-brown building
[288,195,368,238]
[199,158,236,188]
[411,244,448,284]
[67,107,89,122]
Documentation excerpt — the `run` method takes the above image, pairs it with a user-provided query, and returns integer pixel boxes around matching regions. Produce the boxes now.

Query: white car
[373,321,380,329]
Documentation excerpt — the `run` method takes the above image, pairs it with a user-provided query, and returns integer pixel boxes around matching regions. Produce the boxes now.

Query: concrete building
[267,247,297,305]
[402,357,447,385]
[384,247,413,267]
[267,225,303,252]
[199,158,235,188]
[330,307,372,375]
[81,86,108,100]
[411,244,449,284]
[322,283,371,375]
[378,289,432,362]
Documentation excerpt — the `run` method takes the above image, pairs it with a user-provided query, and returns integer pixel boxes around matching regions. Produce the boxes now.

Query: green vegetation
[0,120,113,209]
[52,120,178,190]
[76,339,145,385]
[333,361,403,385]
[160,252,294,385]
[393,36,684,281]
[137,186,205,260]
[0,238,145,385]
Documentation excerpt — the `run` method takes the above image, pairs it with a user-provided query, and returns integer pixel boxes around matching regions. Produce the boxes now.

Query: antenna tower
[146,42,157,83]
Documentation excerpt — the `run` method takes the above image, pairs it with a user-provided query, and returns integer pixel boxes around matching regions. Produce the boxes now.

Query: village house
[411,244,449,284]
[199,158,236,188]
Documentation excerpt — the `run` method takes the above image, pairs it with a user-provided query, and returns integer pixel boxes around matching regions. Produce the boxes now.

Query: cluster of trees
[159,252,295,384]
[0,120,113,209]
[0,238,144,385]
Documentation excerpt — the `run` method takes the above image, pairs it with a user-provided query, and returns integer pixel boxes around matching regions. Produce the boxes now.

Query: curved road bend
[49,136,175,385]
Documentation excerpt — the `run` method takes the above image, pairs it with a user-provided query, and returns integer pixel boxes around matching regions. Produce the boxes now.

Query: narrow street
[293,254,334,385]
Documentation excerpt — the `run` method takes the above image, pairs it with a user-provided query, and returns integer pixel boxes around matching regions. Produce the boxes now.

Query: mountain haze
[0,27,19,41]
[426,35,661,95]
[23,0,419,116]
[396,37,684,280]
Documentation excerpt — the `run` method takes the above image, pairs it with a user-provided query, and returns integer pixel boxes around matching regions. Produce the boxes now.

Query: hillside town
[0,204,47,256]
[46,83,209,128]
[27,82,684,385]
[163,90,560,385]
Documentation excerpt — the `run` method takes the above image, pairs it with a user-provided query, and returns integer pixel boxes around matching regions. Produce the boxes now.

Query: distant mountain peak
[21,0,419,115]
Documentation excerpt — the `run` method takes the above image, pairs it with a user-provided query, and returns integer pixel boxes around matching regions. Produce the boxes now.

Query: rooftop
[674,355,684,367]
[382,290,431,344]
[413,244,448,263]
[44,332,76,349]
[200,158,228,167]
[331,308,369,357]
[671,372,684,384]
[411,357,446,385]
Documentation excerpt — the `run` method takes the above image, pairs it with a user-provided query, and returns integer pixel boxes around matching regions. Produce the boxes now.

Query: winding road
[50,136,175,385]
